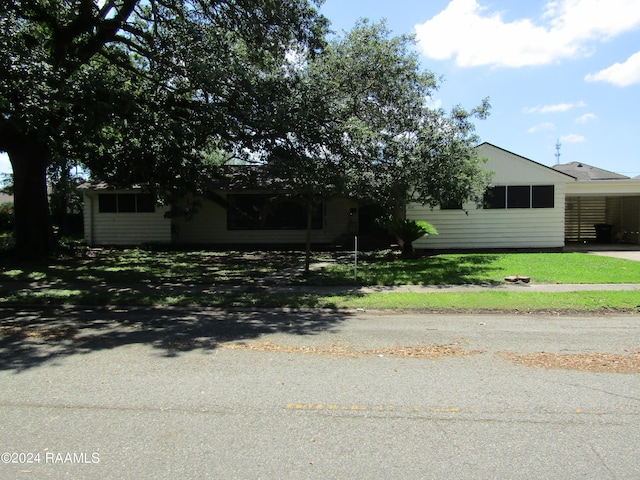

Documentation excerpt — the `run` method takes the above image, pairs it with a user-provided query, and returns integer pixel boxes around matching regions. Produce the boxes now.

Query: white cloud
[527,122,556,133]
[560,133,586,143]
[585,51,640,86]
[524,101,586,114]
[415,0,640,68]
[575,113,597,123]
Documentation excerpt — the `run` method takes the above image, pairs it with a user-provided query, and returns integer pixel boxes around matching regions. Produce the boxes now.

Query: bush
[0,202,14,233]
[387,217,437,257]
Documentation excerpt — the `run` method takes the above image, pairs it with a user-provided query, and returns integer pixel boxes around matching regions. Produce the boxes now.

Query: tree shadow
[309,254,503,286]
[0,305,354,372]
[0,249,311,286]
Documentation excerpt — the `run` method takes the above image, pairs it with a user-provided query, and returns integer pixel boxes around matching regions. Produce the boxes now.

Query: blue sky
[321,0,640,177]
[2,0,639,177]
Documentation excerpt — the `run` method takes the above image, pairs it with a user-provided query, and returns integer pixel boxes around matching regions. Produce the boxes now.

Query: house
[80,175,361,248]
[409,143,575,250]
[79,142,640,249]
[81,182,172,246]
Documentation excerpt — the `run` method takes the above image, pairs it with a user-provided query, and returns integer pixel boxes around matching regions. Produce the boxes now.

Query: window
[98,194,118,213]
[227,194,322,230]
[507,186,531,209]
[483,186,506,209]
[117,194,136,213]
[483,185,555,210]
[98,193,156,213]
[136,194,156,212]
[532,185,554,208]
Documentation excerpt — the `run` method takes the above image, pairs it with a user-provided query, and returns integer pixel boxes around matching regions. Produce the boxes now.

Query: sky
[2,0,639,177]
[320,0,640,177]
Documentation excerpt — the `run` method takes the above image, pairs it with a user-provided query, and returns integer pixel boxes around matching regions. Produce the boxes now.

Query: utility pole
[555,139,561,165]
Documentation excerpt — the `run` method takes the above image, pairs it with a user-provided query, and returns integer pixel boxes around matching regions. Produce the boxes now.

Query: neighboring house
[79,142,640,249]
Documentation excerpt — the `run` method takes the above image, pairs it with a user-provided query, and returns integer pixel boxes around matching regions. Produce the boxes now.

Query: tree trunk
[8,143,56,259]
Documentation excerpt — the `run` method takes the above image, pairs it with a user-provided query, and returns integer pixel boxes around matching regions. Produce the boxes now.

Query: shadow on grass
[0,304,356,372]
[0,249,309,285]
[307,254,503,286]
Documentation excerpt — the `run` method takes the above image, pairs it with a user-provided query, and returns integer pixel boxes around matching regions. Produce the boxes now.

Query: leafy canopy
[269,20,492,214]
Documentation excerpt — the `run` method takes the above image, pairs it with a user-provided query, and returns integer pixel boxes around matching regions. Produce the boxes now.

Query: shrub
[387,217,437,257]
[0,202,14,233]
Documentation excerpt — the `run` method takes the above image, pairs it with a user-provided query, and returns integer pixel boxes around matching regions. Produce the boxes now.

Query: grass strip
[1,288,639,313]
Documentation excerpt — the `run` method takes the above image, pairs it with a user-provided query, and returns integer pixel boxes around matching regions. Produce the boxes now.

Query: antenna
[555,139,561,165]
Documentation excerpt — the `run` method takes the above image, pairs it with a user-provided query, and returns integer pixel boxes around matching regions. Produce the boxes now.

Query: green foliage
[0,202,13,233]
[387,218,438,243]
[0,0,328,257]
[292,20,492,212]
[386,218,437,257]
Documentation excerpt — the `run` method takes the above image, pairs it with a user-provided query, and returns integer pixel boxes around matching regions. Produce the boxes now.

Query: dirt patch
[221,341,484,359]
[495,350,640,374]
[0,325,77,341]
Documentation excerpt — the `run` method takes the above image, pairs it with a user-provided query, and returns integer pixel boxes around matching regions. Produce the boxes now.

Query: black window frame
[98,193,156,213]
[532,185,555,208]
[507,185,531,209]
[98,194,118,213]
[227,194,323,230]
[483,185,555,210]
[483,186,506,209]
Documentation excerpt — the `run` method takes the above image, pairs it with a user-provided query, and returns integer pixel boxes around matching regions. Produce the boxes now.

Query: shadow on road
[0,306,353,372]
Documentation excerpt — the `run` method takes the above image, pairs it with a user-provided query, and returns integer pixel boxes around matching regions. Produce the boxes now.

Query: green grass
[306,252,640,285]
[1,248,639,312]
[322,290,640,312]
[0,248,309,285]
[1,288,638,313]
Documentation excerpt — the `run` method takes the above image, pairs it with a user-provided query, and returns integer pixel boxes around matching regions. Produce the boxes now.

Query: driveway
[565,243,640,261]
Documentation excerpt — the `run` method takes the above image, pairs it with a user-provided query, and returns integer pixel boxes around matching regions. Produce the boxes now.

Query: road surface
[1,307,639,479]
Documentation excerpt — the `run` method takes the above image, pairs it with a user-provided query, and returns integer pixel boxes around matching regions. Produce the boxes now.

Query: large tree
[0,0,327,258]
[270,20,491,236]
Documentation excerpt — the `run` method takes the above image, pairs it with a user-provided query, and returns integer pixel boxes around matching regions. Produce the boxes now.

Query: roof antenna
[555,139,561,165]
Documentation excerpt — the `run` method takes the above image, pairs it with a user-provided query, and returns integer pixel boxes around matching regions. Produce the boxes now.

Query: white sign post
[354,236,358,282]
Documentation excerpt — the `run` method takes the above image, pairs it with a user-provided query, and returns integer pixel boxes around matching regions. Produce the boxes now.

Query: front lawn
[3,249,638,286]
[1,248,639,312]
[306,252,640,285]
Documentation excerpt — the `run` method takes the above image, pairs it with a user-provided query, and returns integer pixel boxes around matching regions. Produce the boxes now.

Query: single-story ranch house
[80,142,640,250]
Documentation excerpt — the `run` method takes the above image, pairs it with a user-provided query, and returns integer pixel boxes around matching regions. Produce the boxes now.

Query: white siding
[409,186,566,249]
[408,144,570,249]
[83,192,171,246]
[173,194,356,245]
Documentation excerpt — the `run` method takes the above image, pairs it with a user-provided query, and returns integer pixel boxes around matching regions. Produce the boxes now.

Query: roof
[553,162,630,181]
[78,181,151,191]
[477,142,577,180]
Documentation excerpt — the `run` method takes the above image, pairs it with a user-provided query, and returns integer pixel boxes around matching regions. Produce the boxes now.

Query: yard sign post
[354,236,358,282]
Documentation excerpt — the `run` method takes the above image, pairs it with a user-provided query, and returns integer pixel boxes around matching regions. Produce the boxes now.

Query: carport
[555,162,640,245]
[565,193,640,244]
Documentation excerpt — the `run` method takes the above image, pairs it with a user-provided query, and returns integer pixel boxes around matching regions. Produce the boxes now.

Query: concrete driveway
[565,243,640,261]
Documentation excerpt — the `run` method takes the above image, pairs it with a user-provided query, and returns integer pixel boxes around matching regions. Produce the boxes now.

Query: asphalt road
[1,307,639,479]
